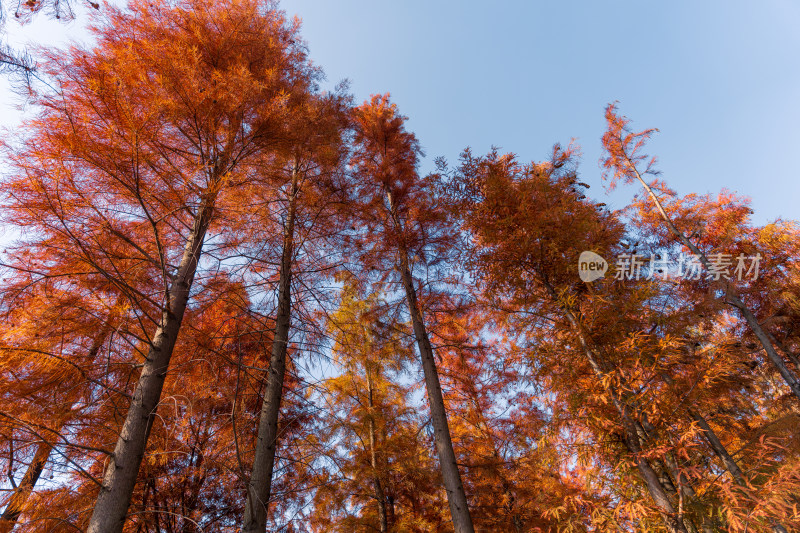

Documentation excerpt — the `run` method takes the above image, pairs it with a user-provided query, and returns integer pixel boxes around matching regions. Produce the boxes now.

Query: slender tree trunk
[179,441,206,533]
[366,371,389,533]
[386,483,396,527]
[659,361,789,533]
[87,198,215,533]
[690,412,745,485]
[624,161,800,401]
[688,408,788,533]
[0,436,54,533]
[398,260,475,533]
[766,333,800,375]
[242,169,298,533]
[384,189,474,533]
[635,417,708,533]
[660,454,706,533]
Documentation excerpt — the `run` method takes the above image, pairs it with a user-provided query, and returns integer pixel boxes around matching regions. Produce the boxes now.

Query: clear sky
[3,0,800,223]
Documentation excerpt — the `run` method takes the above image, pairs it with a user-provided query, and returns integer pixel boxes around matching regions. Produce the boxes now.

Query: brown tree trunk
[0,437,53,533]
[386,490,396,527]
[87,198,215,533]
[657,355,788,532]
[242,170,298,533]
[366,371,389,533]
[766,333,800,376]
[398,260,475,533]
[635,416,708,533]
[688,409,787,533]
[383,189,474,533]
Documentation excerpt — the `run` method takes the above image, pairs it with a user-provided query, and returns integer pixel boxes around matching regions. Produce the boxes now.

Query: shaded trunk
[659,360,789,532]
[384,189,474,533]
[386,491,396,527]
[766,333,800,376]
[688,409,787,533]
[727,292,800,400]
[659,371,747,487]
[660,454,707,533]
[627,163,800,401]
[690,412,745,485]
[87,198,215,533]
[366,371,389,533]
[635,417,708,533]
[242,170,298,533]
[398,261,475,533]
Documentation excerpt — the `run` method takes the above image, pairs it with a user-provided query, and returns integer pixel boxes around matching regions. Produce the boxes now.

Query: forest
[0,0,799,532]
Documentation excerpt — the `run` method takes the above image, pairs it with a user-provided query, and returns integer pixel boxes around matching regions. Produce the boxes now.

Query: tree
[448,146,698,532]
[241,86,349,533]
[601,103,800,402]
[306,281,449,532]
[349,94,475,533]
[447,143,800,532]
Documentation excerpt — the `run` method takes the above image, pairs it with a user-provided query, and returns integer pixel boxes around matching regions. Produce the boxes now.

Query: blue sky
[3,0,800,223]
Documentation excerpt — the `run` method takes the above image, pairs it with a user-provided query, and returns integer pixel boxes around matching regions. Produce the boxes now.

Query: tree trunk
[766,333,800,376]
[386,490,396,527]
[0,437,53,533]
[635,416,708,533]
[398,260,475,533]
[688,409,787,533]
[383,187,474,533]
[242,170,298,533]
[366,371,389,533]
[87,198,215,533]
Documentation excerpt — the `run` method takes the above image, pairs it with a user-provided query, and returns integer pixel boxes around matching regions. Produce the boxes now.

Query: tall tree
[307,282,448,532]
[448,146,698,532]
[242,88,349,532]
[601,104,800,401]
[349,94,475,533]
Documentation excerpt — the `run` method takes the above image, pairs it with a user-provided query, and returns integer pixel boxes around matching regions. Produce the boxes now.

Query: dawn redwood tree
[307,282,442,532]
[617,186,800,532]
[349,94,475,533]
[448,144,800,532]
[601,104,800,402]
[447,146,695,532]
[324,284,408,533]
[241,89,349,533]
[1,0,315,530]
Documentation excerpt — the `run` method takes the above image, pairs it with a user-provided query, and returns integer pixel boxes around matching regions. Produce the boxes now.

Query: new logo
[578,251,608,282]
